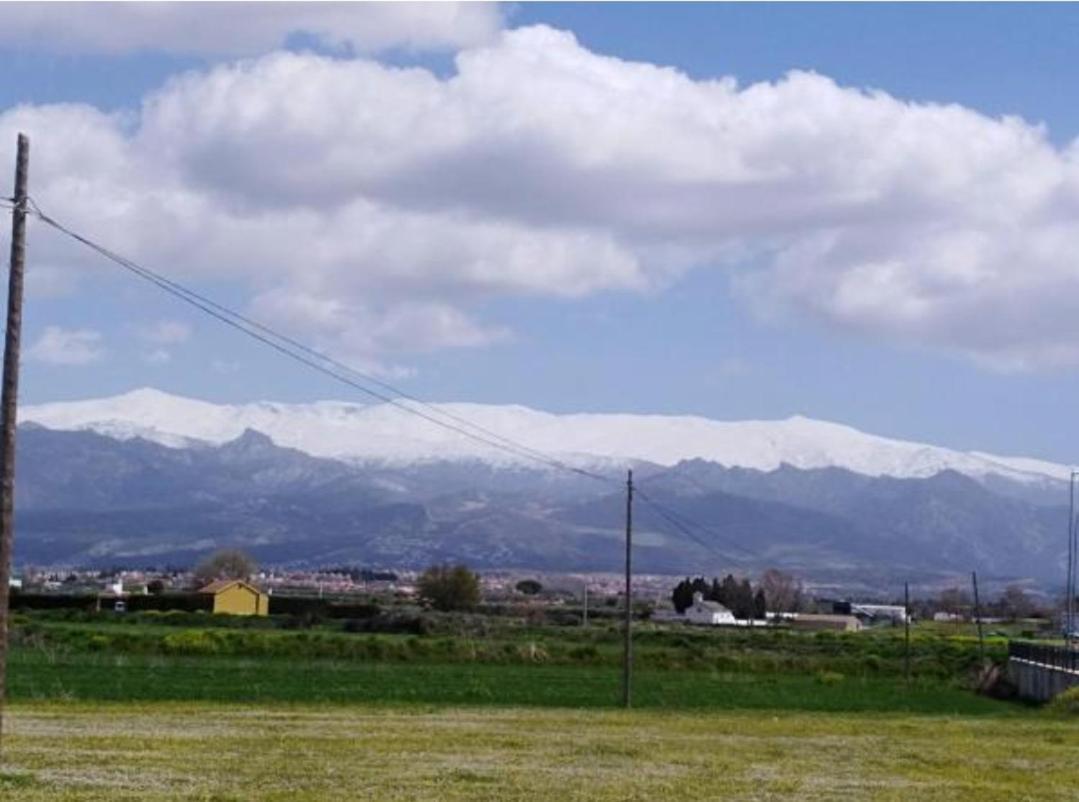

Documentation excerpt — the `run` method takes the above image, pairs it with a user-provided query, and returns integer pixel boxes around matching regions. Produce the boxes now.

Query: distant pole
[1069,472,1078,644]
[0,133,29,750]
[622,469,633,708]
[582,582,588,627]
[971,571,985,665]
[903,582,911,685]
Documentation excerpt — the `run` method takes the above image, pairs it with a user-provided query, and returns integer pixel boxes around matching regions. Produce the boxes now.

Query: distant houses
[95,578,149,612]
[837,602,909,625]
[672,592,864,631]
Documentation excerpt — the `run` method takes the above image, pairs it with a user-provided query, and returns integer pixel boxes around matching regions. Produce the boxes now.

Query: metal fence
[1009,641,1079,674]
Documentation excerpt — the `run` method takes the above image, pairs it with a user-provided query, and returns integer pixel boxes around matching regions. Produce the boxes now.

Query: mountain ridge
[9,424,1068,583]
[21,387,1073,486]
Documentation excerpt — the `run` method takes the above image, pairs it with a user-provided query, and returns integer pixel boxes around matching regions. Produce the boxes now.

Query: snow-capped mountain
[20,387,1072,485]
[12,395,1071,581]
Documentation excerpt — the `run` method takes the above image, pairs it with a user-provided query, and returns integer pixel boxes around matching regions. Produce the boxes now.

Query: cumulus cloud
[26,326,105,365]
[0,2,503,56]
[138,320,191,345]
[4,25,1079,370]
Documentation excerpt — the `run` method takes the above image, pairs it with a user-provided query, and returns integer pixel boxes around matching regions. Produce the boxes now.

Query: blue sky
[3,3,1079,463]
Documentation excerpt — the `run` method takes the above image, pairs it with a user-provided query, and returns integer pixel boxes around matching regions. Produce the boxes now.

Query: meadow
[1,608,1071,800]
[3,703,1077,801]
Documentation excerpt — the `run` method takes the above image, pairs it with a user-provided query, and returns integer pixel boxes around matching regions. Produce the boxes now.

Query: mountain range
[12,389,1074,588]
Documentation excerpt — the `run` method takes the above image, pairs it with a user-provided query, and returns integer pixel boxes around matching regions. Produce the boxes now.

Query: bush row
[10,592,381,619]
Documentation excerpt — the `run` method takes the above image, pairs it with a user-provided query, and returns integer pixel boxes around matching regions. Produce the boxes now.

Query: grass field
[8,650,1020,715]
[3,610,1070,799]
[2,702,1077,801]
[11,610,1006,678]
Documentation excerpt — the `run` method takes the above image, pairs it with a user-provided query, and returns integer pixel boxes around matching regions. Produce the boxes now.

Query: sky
[3,2,1079,463]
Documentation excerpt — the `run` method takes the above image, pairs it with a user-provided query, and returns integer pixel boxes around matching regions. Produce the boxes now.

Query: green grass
[2,702,1077,801]
[1,612,1064,799]
[6,610,1025,716]
[12,612,1004,678]
[8,649,1023,715]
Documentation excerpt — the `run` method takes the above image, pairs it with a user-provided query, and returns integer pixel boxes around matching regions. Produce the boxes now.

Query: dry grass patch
[1,703,1076,801]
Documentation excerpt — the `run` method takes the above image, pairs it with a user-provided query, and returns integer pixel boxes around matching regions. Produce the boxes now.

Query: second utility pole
[622,469,633,708]
[971,570,986,665]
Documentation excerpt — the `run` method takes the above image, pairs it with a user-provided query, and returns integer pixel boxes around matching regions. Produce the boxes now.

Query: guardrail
[1009,641,1079,673]
[1008,641,1079,702]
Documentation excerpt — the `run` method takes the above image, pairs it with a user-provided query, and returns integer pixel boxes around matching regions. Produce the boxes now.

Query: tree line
[671,569,804,619]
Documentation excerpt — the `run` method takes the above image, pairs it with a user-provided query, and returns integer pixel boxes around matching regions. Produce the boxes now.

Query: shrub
[418,564,481,612]
[1048,686,1079,716]
[816,670,845,686]
[126,593,212,613]
[268,597,329,618]
[341,613,429,635]
[863,654,884,673]
[568,644,600,663]
[331,602,381,619]
[162,630,221,656]
[10,593,97,612]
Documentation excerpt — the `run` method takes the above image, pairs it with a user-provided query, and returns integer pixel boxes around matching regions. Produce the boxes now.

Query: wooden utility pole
[621,469,633,708]
[971,570,985,665]
[0,133,29,749]
[903,582,911,685]
[1069,472,1078,645]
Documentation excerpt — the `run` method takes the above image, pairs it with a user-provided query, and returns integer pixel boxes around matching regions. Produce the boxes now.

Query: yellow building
[199,579,269,616]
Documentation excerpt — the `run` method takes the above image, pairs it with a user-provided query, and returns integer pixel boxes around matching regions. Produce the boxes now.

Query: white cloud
[138,320,191,345]
[0,2,503,56]
[143,348,172,366]
[5,25,1079,371]
[27,326,105,365]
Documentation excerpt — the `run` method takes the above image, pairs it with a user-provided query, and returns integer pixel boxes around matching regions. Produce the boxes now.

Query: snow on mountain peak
[19,388,1072,484]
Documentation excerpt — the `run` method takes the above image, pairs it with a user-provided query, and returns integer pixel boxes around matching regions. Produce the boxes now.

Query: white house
[684,592,736,626]
[851,603,909,624]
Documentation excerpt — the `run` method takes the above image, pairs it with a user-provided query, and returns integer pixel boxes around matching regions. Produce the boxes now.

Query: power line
[25,201,765,567]
[27,203,616,485]
[634,484,760,562]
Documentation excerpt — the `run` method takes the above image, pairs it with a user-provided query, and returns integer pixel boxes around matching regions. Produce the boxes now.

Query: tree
[709,576,723,603]
[147,579,166,595]
[671,576,710,613]
[719,574,740,611]
[760,568,803,613]
[194,548,256,584]
[418,563,481,612]
[732,578,755,619]
[516,579,543,596]
[753,588,768,620]
[999,584,1034,620]
[938,587,971,617]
